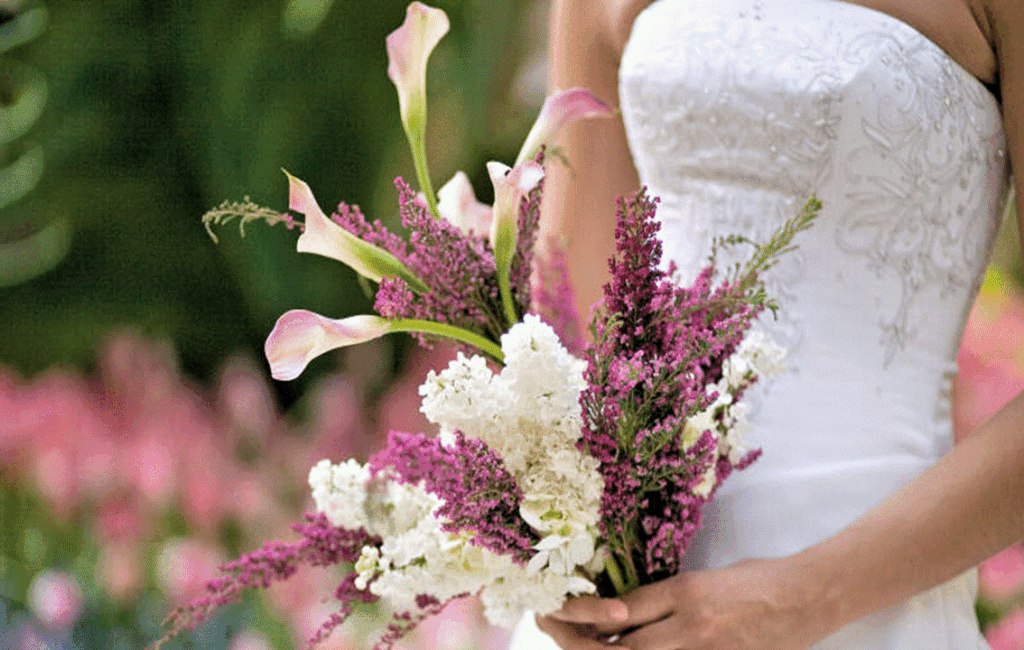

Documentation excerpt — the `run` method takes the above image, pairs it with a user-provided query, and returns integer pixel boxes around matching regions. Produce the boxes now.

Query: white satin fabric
[509,1,1010,648]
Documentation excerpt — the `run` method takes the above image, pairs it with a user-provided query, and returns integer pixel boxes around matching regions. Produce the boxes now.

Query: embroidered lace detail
[620,2,848,356]
[830,28,1009,365]
[620,0,1010,370]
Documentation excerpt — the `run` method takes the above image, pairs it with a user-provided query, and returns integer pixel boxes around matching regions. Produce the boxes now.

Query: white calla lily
[386,2,449,133]
[266,308,507,380]
[487,160,545,325]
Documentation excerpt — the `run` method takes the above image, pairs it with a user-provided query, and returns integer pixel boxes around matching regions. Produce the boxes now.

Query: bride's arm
[538,2,1024,650]
[541,0,644,315]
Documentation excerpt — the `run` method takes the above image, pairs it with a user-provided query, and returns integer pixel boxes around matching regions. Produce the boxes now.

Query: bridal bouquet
[152,3,818,649]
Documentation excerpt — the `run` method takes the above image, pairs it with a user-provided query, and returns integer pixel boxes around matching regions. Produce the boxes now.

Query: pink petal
[515,88,614,166]
[986,608,1024,650]
[980,544,1024,602]
[385,2,449,123]
[437,171,493,235]
[265,310,391,381]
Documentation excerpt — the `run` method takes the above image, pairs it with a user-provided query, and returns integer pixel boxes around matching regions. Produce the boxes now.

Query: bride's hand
[537,558,832,650]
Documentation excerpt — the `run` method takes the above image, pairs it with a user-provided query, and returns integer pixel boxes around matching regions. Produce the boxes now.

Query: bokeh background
[1,0,1022,649]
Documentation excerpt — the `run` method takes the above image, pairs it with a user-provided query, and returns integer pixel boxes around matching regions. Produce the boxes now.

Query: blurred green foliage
[0,0,545,398]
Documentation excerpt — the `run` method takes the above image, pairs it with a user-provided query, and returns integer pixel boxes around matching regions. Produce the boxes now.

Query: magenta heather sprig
[371,170,543,348]
[370,430,537,559]
[372,178,507,343]
[152,513,379,649]
[580,188,818,591]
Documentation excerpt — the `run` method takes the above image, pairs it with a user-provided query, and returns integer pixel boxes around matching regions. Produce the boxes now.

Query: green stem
[604,554,628,596]
[498,274,519,328]
[617,534,641,592]
[406,122,440,220]
[390,318,503,364]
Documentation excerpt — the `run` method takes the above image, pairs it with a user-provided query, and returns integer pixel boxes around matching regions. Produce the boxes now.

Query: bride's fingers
[591,581,675,634]
[536,614,629,650]
[615,615,689,650]
[548,596,630,625]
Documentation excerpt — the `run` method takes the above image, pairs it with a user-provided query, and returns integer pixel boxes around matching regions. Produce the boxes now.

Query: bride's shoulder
[598,0,658,58]
[552,0,655,61]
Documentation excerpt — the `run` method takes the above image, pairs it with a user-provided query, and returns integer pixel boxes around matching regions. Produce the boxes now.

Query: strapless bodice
[508,2,1009,649]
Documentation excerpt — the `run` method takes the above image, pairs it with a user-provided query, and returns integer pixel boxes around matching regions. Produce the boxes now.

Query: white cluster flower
[308,317,605,629]
[308,459,371,530]
[722,329,787,388]
[721,400,753,463]
[416,315,603,623]
[479,564,596,628]
[418,352,500,445]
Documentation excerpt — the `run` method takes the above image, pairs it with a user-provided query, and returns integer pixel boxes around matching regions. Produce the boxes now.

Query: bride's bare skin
[537,0,1024,649]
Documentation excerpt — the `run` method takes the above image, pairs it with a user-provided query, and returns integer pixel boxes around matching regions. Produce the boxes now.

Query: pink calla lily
[287,171,428,291]
[386,2,450,219]
[488,161,545,256]
[265,310,392,381]
[488,160,545,324]
[386,3,449,129]
[437,171,493,235]
[514,88,614,167]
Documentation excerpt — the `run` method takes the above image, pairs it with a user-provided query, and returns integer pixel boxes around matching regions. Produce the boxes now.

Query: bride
[509,0,1024,649]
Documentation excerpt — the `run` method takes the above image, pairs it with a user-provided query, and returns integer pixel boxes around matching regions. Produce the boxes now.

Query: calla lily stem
[499,277,518,328]
[391,318,504,363]
[604,554,628,596]
[405,115,441,220]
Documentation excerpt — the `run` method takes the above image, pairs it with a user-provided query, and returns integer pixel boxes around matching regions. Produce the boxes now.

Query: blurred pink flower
[228,629,274,650]
[12,621,51,650]
[377,344,456,437]
[987,608,1024,650]
[414,597,480,650]
[981,544,1024,603]
[156,538,224,604]
[92,496,144,543]
[294,601,357,650]
[31,446,76,522]
[954,276,1024,439]
[28,570,83,630]
[127,434,178,507]
[218,354,279,436]
[95,542,142,603]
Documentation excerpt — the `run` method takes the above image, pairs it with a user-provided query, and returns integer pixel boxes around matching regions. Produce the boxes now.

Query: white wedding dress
[508,0,1012,648]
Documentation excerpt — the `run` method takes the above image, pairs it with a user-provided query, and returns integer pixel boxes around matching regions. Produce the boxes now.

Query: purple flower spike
[370,430,537,559]
[151,514,378,650]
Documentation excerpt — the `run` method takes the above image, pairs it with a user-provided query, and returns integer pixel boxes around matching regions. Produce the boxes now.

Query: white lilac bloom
[722,401,753,463]
[683,406,718,449]
[479,564,596,628]
[722,329,787,387]
[418,352,502,445]
[308,459,372,530]
[419,316,602,583]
